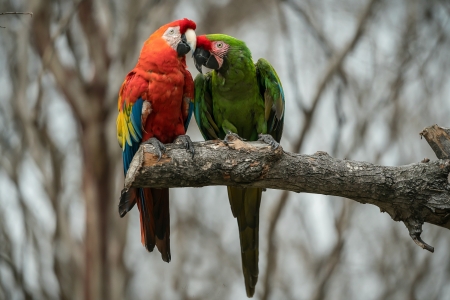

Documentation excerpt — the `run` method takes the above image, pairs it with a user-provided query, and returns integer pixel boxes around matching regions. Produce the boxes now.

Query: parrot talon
[223,132,245,145]
[258,134,280,150]
[175,135,195,158]
[143,137,166,161]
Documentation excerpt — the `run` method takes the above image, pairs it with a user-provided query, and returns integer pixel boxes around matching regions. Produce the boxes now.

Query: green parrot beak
[193,48,208,73]
[193,48,220,73]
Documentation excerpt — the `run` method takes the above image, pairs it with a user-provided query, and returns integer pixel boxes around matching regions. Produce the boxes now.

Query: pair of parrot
[116,18,285,298]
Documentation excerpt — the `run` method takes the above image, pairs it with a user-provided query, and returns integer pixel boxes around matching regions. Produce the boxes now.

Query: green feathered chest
[210,58,266,140]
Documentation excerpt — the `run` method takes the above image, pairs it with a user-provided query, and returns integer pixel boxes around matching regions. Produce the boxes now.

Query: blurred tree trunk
[81,122,112,300]
[30,0,123,298]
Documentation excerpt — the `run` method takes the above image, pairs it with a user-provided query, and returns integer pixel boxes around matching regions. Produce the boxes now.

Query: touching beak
[177,28,196,57]
[185,29,196,54]
[193,47,210,73]
[193,47,220,74]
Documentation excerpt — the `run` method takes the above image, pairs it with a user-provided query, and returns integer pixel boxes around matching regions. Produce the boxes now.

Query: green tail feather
[227,186,262,298]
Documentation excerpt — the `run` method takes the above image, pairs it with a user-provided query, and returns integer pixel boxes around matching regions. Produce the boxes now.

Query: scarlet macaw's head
[148,18,197,57]
[193,34,245,73]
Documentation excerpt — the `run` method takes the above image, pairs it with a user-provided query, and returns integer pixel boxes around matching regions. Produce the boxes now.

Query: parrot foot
[223,132,245,145]
[174,135,195,158]
[143,137,166,161]
[258,134,280,150]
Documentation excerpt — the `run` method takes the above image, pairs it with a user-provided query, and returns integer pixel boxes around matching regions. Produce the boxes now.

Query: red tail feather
[138,188,171,262]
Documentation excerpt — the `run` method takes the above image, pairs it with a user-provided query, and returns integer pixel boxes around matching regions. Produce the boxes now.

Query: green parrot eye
[216,42,223,48]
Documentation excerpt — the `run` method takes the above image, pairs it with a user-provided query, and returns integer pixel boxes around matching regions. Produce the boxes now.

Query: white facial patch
[212,42,230,69]
[162,26,181,50]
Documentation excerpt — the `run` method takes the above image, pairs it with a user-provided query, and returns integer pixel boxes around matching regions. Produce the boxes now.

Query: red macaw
[116,18,197,262]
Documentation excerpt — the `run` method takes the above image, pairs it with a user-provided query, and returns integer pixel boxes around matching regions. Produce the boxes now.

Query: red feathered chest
[133,55,193,144]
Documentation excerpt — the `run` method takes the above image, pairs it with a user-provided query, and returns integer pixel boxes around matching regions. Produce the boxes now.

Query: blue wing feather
[194,94,202,133]
[184,101,194,132]
[123,140,141,176]
[123,98,144,176]
[130,98,144,140]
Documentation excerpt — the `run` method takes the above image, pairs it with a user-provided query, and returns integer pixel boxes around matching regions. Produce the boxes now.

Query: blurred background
[1,0,450,299]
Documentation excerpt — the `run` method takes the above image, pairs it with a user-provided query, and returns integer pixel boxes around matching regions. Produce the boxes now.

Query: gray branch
[123,126,450,253]
[420,124,450,159]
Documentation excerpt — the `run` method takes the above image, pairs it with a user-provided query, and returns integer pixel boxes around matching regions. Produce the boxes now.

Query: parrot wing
[193,72,221,140]
[182,70,194,132]
[117,71,149,175]
[117,72,160,257]
[255,58,285,143]
[117,72,148,219]
[182,97,194,132]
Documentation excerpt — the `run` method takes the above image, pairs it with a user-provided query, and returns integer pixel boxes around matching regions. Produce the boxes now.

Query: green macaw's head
[193,34,246,73]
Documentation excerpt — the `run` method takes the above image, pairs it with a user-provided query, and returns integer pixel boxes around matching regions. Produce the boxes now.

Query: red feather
[177,18,196,34]
[196,35,213,51]
[118,19,195,262]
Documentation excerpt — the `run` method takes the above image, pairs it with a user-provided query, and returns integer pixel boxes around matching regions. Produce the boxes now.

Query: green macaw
[193,34,285,297]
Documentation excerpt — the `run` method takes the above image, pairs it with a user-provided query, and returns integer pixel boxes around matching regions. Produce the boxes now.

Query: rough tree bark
[122,125,450,253]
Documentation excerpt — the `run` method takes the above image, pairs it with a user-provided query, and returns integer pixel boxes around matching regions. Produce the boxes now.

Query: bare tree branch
[123,131,450,253]
[0,12,33,16]
[31,1,90,122]
[420,125,450,159]
[294,0,381,151]
[0,12,32,28]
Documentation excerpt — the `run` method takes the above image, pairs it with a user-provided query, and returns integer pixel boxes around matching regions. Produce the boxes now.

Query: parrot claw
[174,135,195,158]
[223,132,245,145]
[258,134,280,150]
[143,137,166,161]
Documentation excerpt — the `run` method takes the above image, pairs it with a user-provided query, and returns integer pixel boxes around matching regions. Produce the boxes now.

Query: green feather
[193,34,285,298]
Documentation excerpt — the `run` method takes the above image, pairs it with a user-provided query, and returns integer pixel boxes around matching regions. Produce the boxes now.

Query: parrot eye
[216,42,223,48]
[165,28,177,36]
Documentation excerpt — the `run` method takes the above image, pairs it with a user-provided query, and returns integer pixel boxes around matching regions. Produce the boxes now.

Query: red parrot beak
[177,29,196,57]
[177,34,191,56]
